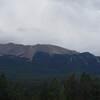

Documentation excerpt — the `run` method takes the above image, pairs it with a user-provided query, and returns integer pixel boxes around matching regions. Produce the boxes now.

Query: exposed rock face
[0,43,78,60]
[0,43,99,79]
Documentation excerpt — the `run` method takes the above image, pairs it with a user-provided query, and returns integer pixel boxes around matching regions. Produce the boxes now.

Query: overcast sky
[0,0,100,55]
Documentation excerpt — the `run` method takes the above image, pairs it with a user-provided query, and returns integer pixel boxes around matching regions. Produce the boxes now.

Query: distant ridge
[0,43,78,60]
[0,43,99,79]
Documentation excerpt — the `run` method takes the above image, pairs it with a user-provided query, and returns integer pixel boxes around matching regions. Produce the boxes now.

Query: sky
[0,0,100,55]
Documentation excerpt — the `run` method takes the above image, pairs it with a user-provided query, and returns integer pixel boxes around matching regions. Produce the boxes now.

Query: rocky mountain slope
[0,43,78,60]
[0,43,99,80]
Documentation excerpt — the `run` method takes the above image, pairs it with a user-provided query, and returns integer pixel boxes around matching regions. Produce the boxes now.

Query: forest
[0,73,100,100]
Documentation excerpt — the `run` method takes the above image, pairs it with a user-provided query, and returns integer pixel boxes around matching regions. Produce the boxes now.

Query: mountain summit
[0,43,78,60]
[0,43,99,79]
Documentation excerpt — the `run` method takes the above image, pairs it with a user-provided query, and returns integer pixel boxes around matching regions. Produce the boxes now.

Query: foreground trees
[0,73,100,100]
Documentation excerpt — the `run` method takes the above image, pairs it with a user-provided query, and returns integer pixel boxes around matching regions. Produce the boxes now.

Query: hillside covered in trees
[0,73,100,100]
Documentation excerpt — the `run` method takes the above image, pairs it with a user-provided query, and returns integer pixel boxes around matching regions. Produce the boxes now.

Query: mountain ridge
[0,43,99,79]
[0,43,79,60]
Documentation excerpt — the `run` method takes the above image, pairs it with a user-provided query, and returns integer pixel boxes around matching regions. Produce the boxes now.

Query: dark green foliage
[0,74,9,100]
[0,73,100,100]
[64,73,79,100]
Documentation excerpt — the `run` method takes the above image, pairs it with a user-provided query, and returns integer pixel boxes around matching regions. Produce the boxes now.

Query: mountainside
[0,43,78,60]
[0,43,99,80]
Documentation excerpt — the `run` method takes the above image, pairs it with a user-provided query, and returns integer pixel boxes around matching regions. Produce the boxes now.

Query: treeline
[0,73,100,100]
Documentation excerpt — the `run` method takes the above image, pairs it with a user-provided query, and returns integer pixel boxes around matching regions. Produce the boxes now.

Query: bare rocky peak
[32,44,78,54]
[0,43,78,60]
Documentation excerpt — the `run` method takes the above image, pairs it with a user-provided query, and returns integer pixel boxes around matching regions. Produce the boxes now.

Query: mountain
[0,43,78,60]
[0,43,99,80]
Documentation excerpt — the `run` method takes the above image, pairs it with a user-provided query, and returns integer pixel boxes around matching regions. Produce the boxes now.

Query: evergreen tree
[80,73,93,100]
[64,73,79,100]
[0,74,9,100]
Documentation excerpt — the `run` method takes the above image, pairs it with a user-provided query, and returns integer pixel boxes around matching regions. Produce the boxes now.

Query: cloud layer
[0,0,100,55]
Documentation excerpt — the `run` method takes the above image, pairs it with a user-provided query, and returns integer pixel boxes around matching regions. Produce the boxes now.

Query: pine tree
[64,73,79,100]
[0,74,9,100]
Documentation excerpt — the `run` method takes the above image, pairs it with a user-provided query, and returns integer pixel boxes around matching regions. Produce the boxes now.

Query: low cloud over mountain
[0,0,100,55]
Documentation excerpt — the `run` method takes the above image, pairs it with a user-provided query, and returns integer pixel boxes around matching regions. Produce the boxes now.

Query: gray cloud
[0,0,100,55]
